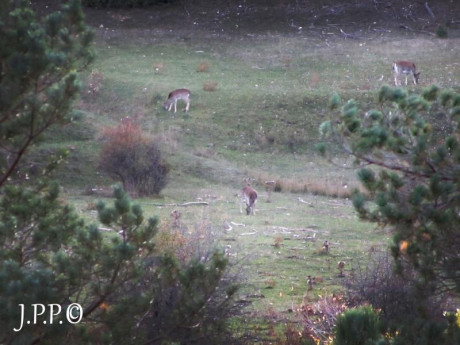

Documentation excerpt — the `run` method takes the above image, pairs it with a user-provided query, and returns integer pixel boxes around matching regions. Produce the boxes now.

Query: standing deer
[241,184,258,215]
[163,88,191,113]
[392,61,420,86]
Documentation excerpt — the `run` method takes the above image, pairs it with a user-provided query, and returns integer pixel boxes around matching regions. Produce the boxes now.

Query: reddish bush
[300,294,348,344]
[99,119,169,196]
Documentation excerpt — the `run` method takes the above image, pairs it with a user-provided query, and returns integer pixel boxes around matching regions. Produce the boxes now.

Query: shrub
[94,187,243,345]
[85,69,104,96]
[321,86,460,345]
[343,251,445,328]
[276,323,316,345]
[98,119,169,196]
[133,213,244,345]
[333,306,382,345]
[301,294,348,344]
[344,253,460,344]
[436,25,448,38]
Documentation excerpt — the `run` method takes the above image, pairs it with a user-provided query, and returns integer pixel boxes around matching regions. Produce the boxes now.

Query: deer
[392,61,420,86]
[163,88,191,113]
[240,184,258,215]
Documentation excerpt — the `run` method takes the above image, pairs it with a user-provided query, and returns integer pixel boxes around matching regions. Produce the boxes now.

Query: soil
[34,0,460,40]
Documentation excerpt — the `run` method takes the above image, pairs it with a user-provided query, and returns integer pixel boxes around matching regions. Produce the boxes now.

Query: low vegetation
[98,118,170,196]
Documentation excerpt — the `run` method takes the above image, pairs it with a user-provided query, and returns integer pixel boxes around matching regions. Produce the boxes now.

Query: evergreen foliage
[320,85,460,294]
[0,0,94,187]
[333,306,382,345]
[320,85,460,344]
[0,2,239,344]
[140,251,241,344]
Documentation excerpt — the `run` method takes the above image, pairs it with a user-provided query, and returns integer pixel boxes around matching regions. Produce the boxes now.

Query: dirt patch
[77,0,460,40]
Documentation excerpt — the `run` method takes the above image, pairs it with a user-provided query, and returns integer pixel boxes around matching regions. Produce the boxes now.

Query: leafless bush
[274,323,314,345]
[98,118,169,196]
[85,69,104,96]
[138,215,247,345]
[300,294,348,344]
[343,251,445,326]
[156,214,218,263]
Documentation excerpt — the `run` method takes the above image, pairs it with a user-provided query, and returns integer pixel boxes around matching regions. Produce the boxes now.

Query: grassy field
[38,0,460,338]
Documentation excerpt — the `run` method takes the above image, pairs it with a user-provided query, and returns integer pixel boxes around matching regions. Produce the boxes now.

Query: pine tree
[0,0,94,186]
[334,306,382,345]
[319,85,460,343]
[0,2,239,344]
[320,85,460,294]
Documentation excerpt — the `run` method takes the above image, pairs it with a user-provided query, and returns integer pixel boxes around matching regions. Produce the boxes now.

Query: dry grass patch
[85,69,104,96]
[196,61,210,72]
[254,172,366,199]
[154,125,181,154]
[203,81,218,91]
[156,213,218,263]
[152,61,165,74]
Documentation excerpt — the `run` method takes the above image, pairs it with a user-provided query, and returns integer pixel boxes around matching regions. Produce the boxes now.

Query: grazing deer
[241,184,258,215]
[163,88,191,113]
[393,61,420,86]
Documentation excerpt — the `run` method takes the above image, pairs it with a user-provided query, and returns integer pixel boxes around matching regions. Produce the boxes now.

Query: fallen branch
[399,24,435,36]
[372,28,392,33]
[147,201,209,207]
[240,231,258,236]
[298,197,314,206]
[321,201,346,207]
[178,201,209,206]
[230,221,246,227]
[339,28,358,39]
[424,2,435,19]
[272,226,319,233]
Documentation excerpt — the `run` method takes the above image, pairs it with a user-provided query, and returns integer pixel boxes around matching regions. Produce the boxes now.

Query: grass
[35,0,460,339]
